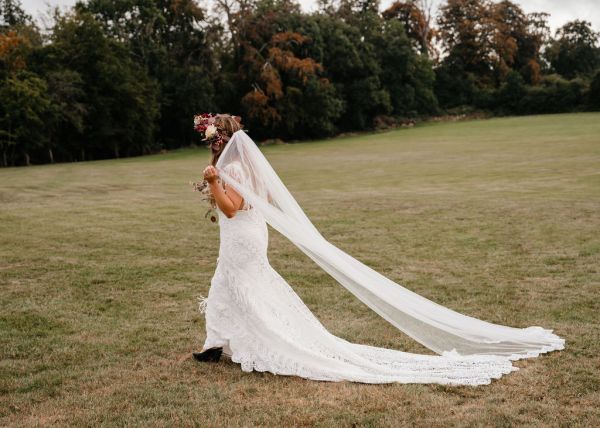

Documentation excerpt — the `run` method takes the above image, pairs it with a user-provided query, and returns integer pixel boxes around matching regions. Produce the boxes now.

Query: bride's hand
[203,165,219,183]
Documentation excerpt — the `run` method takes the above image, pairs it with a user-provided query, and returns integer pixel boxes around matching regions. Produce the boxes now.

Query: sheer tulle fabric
[201,129,564,385]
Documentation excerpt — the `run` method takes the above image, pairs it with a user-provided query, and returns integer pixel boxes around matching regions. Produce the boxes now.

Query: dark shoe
[193,347,223,362]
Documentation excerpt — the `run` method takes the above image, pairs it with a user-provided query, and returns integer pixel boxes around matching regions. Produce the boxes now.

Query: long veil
[214,129,565,360]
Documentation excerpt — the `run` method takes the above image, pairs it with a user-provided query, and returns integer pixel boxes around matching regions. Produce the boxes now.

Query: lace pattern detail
[197,295,209,314]
[197,205,527,385]
[203,129,565,371]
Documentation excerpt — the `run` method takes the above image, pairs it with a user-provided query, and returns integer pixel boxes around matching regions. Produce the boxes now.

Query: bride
[192,113,564,385]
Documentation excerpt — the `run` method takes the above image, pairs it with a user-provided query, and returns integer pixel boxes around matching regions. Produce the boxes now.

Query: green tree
[50,9,159,160]
[310,11,391,131]
[79,0,218,149]
[435,0,494,107]
[228,1,345,138]
[496,69,526,113]
[378,15,438,116]
[0,0,31,30]
[546,20,600,79]
[0,72,51,165]
[589,70,600,109]
[45,70,87,163]
[435,0,552,107]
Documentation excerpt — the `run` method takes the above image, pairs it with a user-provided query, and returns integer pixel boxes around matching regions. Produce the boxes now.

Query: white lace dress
[199,167,519,385]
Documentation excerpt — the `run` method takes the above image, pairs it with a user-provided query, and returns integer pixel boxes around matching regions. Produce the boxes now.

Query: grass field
[1,113,599,426]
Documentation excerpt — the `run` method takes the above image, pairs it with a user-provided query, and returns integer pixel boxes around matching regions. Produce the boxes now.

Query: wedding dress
[198,129,564,385]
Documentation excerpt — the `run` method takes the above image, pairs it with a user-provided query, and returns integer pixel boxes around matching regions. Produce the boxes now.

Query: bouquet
[191,113,221,223]
[190,178,218,223]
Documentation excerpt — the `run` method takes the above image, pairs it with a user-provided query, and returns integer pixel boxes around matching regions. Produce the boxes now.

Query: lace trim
[203,260,519,385]
[199,199,555,385]
[197,295,209,314]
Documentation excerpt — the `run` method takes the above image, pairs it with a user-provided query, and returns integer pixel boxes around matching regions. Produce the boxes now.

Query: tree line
[1,0,599,166]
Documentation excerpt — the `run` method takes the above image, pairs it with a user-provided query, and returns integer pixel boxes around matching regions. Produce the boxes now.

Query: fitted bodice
[217,207,269,267]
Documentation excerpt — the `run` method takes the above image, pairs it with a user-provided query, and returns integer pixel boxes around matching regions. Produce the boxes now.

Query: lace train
[199,206,526,385]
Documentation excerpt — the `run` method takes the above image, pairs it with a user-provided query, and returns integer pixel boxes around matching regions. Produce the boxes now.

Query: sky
[21,0,600,33]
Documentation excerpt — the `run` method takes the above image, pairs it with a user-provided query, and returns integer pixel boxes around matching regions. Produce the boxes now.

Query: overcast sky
[22,0,600,33]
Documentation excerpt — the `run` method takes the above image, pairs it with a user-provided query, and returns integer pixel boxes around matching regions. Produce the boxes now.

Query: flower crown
[193,113,224,146]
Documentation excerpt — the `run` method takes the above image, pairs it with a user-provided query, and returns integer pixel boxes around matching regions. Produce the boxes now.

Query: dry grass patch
[1,113,599,426]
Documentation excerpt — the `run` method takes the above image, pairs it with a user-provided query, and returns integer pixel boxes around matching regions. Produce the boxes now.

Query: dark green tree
[589,70,600,109]
[546,20,600,79]
[496,69,526,113]
[78,0,218,149]
[378,15,438,116]
[45,70,87,163]
[50,9,159,160]
[0,0,31,30]
[0,72,51,165]
[310,11,391,131]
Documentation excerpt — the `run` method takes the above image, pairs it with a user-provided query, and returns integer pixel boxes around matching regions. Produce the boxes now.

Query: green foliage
[520,75,587,114]
[45,70,87,161]
[434,63,480,108]
[546,20,600,79]
[496,70,527,113]
[437,0,495,87]
[0,72,50,165]
[0,0,599,166]
[77,0,218,150]
[588,70,600,110]
[49,9,160,160]
[0,0,31,29]
[482,73,587,115]
[311,14,379,130]
[435,0,553,107]
[226,3,345,139]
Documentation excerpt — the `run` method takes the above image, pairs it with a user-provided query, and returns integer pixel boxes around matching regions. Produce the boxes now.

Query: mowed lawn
[1,113,599,426]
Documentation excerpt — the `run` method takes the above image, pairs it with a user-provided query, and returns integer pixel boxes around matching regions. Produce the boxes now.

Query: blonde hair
[210,114,243,166]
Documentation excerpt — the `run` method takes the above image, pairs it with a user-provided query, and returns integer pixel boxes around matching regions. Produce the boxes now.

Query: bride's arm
[203,165,244,218]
